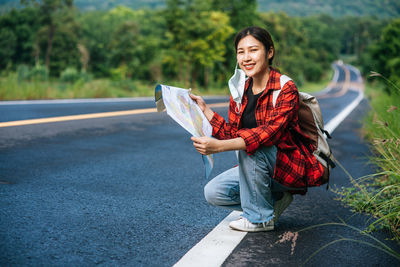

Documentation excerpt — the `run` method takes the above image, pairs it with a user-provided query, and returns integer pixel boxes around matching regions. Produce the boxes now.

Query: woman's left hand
[189,94,215,121]
[191,136,222,155]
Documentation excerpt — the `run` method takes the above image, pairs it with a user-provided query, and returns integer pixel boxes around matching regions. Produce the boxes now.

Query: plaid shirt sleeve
[237,81,298,155]
[209,96,240,140]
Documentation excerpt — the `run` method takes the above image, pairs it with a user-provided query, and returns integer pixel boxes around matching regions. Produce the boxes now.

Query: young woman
[190,26,323,232]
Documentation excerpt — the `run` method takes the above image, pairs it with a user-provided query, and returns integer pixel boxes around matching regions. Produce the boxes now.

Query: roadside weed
[335,72,400,242]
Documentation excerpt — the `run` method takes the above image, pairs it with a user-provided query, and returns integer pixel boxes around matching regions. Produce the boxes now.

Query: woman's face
[236,35,273,78]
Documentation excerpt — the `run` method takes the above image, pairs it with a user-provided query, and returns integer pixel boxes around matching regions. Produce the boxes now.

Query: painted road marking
[0,102,229,128]
[0,108,157,128]
[324,85,364,134]
[173,64,365,267]
[314,62,340,96]
[173,211,244,267]
[318,63,351,99]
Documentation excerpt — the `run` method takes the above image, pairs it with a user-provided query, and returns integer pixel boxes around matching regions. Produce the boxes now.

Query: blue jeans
[204,146,283,223]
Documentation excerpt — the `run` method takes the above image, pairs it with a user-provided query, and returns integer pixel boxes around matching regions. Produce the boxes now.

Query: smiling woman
[190,26,324,233]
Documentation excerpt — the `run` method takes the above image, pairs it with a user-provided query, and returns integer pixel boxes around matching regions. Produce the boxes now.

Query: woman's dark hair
[234,26,275,66]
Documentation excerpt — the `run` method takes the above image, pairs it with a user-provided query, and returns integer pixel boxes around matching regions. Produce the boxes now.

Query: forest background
[0,0,399,99]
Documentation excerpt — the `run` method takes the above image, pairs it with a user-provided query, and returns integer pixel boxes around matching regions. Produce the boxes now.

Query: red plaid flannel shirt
[210,68,323,189]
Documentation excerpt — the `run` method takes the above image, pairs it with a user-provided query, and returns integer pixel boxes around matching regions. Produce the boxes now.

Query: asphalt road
[0,63,398,266]
[0,101,234,266]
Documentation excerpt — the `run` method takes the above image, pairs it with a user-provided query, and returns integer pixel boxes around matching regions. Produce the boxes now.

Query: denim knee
[204,182,218,206]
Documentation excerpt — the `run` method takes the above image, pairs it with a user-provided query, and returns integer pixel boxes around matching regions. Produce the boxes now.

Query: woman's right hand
[189,94,207,112]
[190,94,214,120]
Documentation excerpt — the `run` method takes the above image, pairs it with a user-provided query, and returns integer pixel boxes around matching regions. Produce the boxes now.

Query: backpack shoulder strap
[272,75,292,108]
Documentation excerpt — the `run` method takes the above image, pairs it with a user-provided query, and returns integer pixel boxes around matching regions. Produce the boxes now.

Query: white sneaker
[229,217,274,232]
[274,192,293,221]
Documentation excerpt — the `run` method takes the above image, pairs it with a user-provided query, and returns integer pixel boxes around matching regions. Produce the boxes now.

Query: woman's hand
[191,136,222,155]
[189,94,214,121]
[191,136,247,155]
[189,94,206,112]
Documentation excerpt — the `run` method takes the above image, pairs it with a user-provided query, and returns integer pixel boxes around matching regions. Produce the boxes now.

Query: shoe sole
[229,224,274,232]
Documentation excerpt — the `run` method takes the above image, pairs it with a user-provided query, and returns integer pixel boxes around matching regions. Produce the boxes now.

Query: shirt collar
[244,68,281,94]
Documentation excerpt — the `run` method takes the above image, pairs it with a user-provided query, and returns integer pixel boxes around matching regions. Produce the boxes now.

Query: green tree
[211,0,258,30]
[257,13,343,84]
[369,18,400,90]
[0,28,17,69]
[258,12,307,84]
[0,7,41,69]
[21,0,78,75]
[35,24,81,76]
[77,10,111,77]
[102,6,165,80]
[164,0,234,88]
[109,21,143,79]
[336,16,389,56]
[210,0,259,76]
[300,15,340,81]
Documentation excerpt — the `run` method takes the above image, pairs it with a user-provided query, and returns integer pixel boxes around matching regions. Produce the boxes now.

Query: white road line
[173,64,365,267]
[314,62,340,96]
[173,211,244,267]
[324,88,364,134]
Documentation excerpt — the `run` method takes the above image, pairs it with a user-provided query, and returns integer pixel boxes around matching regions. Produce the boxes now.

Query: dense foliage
[0,0,392,93]
[257,0,400,18]
[366,19,400,89]
[2,0,400,18]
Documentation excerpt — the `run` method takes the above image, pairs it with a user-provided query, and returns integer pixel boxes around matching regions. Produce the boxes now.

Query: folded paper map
[155,84,213,178]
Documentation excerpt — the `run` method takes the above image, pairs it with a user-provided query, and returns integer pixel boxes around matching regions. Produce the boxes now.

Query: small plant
[29,64,49,81]
[60,67,80,83]
[110,65,128,81]
[370,71,400,94]
[16,64,49,82]
[294,221,400,266]
[16,64,30,82]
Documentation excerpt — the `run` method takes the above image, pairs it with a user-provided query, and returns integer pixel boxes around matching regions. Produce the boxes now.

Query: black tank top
[241,80,263,129]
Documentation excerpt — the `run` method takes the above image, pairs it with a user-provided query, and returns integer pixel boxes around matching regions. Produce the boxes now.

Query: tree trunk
[34,42,40,66]
[204,67,209,90]
[45,24,55,69]
[178,60,183,83]
[191,64,198,89]
[184,61,190,88]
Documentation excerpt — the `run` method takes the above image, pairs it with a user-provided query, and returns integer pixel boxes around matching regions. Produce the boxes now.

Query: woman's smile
[243,63,255,70]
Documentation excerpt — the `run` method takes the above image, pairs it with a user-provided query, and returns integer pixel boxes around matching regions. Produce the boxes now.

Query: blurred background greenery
[0,0,399,99]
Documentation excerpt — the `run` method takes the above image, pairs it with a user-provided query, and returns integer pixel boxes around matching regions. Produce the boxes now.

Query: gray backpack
[273,75,336,187]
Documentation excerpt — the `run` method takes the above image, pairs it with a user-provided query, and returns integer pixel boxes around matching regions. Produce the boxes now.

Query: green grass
[0,73,158,100]
[294,221,400,265]
[299,68,334,93]
[339,54,358,65]
[0,67,334,101]
[334,76,400,242]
